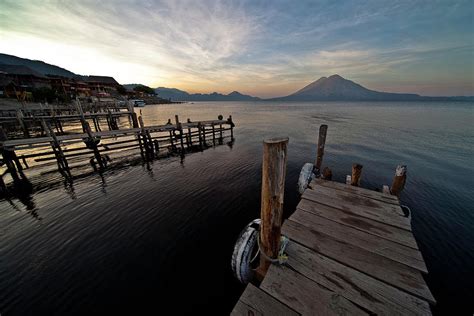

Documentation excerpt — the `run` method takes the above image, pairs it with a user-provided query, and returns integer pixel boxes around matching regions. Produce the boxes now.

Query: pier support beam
[259,137,289,277]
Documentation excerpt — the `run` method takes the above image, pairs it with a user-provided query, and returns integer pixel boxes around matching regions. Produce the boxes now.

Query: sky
[1,0,473,97]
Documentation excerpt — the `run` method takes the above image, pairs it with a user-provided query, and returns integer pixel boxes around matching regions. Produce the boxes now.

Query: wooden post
[0,127,20,182]
[175,115,185,152]
[322,167,332,180]
[197,122,203,148]
[212,124,216,144]
[228,115,234,139]
[16,109,30,138]
[259,137,289,276]
[138,116,152,158]
[390,165,407,196]
[41,120,70,176]
[202,124,206,145]
[131,112,139,128]
[314,124,328,175]
[351,163,363,186]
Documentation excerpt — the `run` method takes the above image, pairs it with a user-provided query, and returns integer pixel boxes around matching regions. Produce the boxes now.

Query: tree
[32,87,57,103]
[116,85,127,95]
[133,84,155,95]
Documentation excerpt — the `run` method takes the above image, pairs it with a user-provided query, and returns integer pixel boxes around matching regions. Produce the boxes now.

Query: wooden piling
[202,124,206,145]
[41,120,70,175]
[391,165,407,196]
[351,163,363,186]
[322,167,332,180]
[0,128,20,182]
[314,124,328,175]
[197,122,203,148]
[212,124,216,144]
[175,115,185,153]
[16,110,30,138]
[259,137,289,276]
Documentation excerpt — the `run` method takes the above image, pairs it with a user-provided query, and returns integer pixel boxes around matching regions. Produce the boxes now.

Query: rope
[256,234,289,265]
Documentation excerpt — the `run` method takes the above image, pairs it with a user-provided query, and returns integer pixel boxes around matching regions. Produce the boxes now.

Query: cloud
[0,0,473,96]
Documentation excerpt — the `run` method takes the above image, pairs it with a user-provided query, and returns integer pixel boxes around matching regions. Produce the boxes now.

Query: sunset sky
[1,0,473,97]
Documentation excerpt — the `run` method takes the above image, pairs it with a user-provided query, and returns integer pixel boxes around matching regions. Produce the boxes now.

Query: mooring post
[314,124,328,176]
[258,137,289,277]
[351,163,363,186]
[322,167,332,180]
[390,165,407,196]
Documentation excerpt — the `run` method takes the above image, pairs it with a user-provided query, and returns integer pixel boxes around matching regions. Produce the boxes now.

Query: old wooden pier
[232,126,435,315]
[0,100,235,190]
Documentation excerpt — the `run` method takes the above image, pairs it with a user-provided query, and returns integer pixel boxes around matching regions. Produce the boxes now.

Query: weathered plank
[311,179,399,204]
[303,187,410,231]
[260,264,368,315]
[282,220,433,301]
[308,182,406,218]
[285,240,433,314]
[298,198,419,249]
[289,210,428,273]
[231,284,299,316]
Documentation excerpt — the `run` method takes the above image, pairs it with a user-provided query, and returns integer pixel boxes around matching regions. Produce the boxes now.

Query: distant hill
[0,53,77,78]
[270,74,425,101]
[155,87,260,101]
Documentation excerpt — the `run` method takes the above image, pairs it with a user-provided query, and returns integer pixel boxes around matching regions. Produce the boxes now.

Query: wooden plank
[283,220,433,301]
[260,264,368,315]
[303,188,411,231]
[285,240,433,314]
[288,210,428,273]
[308,182,406,218]
[311,179,399,203]
[231,284,298,316]
[298,198,419,249]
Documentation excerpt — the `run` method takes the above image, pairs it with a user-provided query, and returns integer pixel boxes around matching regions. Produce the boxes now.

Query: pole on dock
[390,165,407,196]
[351,163,363,186]
[175,115,185,153]
[259,137,289,277]
[313,124,328,176]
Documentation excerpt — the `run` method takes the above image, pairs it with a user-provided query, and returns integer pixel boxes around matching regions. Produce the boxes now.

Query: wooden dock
[0,100,235,191]
[231,129,435,315]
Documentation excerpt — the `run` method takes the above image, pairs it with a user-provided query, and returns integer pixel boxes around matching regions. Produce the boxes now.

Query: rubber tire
[231,219,260,284]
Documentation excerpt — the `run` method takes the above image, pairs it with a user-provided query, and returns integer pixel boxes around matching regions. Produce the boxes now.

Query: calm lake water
[1,101,473,315]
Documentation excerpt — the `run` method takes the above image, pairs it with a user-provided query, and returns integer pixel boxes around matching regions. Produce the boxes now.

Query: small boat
[131,99,146,107]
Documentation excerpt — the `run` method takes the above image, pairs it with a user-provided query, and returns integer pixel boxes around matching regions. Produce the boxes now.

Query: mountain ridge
[154,87,260,101]
[270,74,424,101]
[0,53,77,78]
